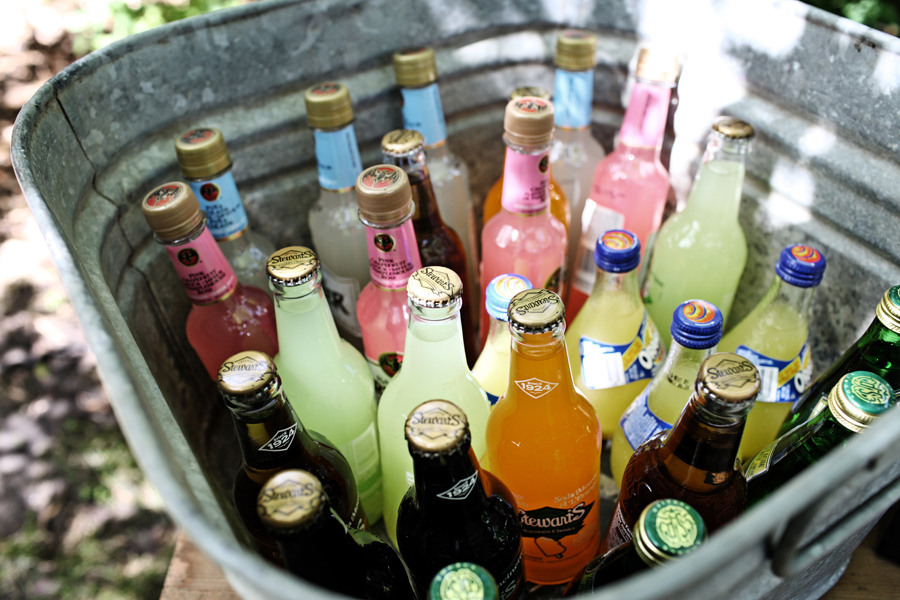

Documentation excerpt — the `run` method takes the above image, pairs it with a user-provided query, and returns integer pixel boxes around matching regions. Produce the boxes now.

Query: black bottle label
[519,501,595,556]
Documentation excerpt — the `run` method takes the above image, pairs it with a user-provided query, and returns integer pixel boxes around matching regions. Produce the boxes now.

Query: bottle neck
[272,278,345,359]
[400,82,448,148]
[684,134,750,220]
[161,220,239,306]
[411,445,486,512]
[500,139,552,215]
[617,80,671,152]
[313,123,363,191]
[659,341,718,392]
[554,68,594,130]
[760,274,815,322]
[508,326,578,397]
[486,317,511,352]
[361,208,422,290]
[384,148,444,226]
[591,268,640,300]
[402,307,469,373]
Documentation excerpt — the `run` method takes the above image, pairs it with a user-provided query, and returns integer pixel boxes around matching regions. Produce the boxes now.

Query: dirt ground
[0,2,176,599]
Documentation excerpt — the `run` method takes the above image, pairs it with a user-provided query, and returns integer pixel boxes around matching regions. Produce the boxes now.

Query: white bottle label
[580,314,665,390]
[574,201,625,295]
[735,340,812,403]
[259,423,297,453]
[436,472,478,500]
[338,422,382,509]
[514,378,559,399]
[320,264,362,337]
[619,387,671,451]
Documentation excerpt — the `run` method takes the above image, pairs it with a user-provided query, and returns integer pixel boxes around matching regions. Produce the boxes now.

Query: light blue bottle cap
[485,274,533,321]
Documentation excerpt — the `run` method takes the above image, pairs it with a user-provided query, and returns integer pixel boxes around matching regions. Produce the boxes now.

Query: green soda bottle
[746,371,895,506]
[429,563,499,600]
[642,118,754,347]
[718,244,827,462]
[779,285,900,436]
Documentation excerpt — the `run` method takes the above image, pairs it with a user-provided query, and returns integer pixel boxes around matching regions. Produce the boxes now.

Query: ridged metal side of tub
[11,1,900,598]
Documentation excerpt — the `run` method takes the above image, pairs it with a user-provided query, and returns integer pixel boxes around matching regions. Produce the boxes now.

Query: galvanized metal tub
[11,0,900,598]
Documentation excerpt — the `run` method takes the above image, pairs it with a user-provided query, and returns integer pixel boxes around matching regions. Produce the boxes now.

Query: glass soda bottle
[569,48,679,318]
[718,244,826,462]
[610,299,723,487]
[550,30,607,297]
[485,289,602,584]
[472,274,533,406]
[381,129,478,363]
[174,127,275,294]
[565,499,706,596]
[430,563,500,600]
[266,246,382,521]
[780,285,900,436]
[480,96,568,342]
[256,469,416,599]
[393,47,477,299]
[642,117,754,347]
[746,371,895,506]
[305,82,370,350]
[483,86,571,240]
[397,400,525,600]
[601,353,760,555]
[566,229,665,436]
[378,266,490,543]
[355,164,423,391]
[140,182,278,379]
[218,351,366,565]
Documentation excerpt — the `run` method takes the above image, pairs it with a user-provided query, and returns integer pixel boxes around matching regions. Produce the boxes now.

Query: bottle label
[579,313,665,390]
[400,83,447,147]
[313,126,363,190]
[500,147,550,215]
[619,386,672,451]
[602,501,633,550]
[187,171,249,240]
[497,552,524,600]
[320,264,362,336]
[618,82,671,148]
[519,472,599,565]
[744,425,809,482]
[436,472,478,500]
[735,340,813,403]
[365,220,422,289]
[165,228,238,305]
[514,378,559,399]
[367,353,403,391]
[258,423,297,453]
[338,422,381,522]
[554,69,593,129]
[574,201,625,295]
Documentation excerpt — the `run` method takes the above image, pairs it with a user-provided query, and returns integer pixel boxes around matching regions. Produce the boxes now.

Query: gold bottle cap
[266,246,319,287]
[875,285,900,334]
[408,266,463,308]
[712,117,755,139]
[509,86,551,101]
[141,182,203,242]
[828,371,895,433]
[257,470,325,532]
[696,353,761,413]
[174,128,232,179]
[355,164,412,224]
[217,351,278,398]
[507,289,565,334]
[555,29,597,72]
[392,47,438,88]
[382,129,425,157]
[405,400,470,455]
[304,82,355,130]
[635,47,681,85]
[504,97,555,147]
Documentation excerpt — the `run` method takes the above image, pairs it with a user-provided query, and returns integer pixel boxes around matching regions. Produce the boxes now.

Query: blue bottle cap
[594,229,641,273]
[775,244,826,288]
[671,300,723,350]
[485,274,533,321]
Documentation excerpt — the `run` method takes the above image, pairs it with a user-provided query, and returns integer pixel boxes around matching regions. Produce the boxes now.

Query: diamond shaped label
[436,472,478,501]
[515,378,559,399]
[260,424,297,452]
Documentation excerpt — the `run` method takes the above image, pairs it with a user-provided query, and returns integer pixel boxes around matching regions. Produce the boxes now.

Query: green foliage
[805,0,900,32]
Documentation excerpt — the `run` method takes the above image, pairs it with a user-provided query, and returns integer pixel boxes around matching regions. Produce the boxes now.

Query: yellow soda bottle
[718,244,827,462]
[610,300,723,487]
[566,230,665,436]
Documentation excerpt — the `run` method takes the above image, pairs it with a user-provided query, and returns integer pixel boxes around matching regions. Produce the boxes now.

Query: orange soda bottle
[485,289,602,584]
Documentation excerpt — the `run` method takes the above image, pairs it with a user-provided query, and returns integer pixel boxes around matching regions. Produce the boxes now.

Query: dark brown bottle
[257,470,416,599]
[599,353,760,555]
[382,129,479,363]
[219,350,366,565]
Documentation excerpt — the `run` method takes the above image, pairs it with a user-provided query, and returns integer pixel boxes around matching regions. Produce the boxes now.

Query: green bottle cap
[634,499,707,567]
[429,563,498,600]
[876,286,900,334]
[828,371,895,433]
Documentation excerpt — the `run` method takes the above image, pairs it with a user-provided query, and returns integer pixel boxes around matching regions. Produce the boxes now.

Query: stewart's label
[313,126,363,190]
[579,313,665,390]
[400,83,448,147]
[187,171,248,240]
[320,264,362,336]
[554,68,593,129]
[619,385,672,450]
[165,227,237,305]
[500,147,550,215]
[735,341,813,403]
[366,220,422,289]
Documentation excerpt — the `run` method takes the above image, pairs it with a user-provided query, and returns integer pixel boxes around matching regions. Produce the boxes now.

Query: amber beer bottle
[257,470,417,600]
[396,400,525,600]
[600,353,760,554]
[218,351,366,564]
[485,289,603,584]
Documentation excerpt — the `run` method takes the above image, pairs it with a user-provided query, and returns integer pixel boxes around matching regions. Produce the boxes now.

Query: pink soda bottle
[479,96,567,346]
[140,182,278,379]
[568,48,680,319]
[355,165,423,392]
